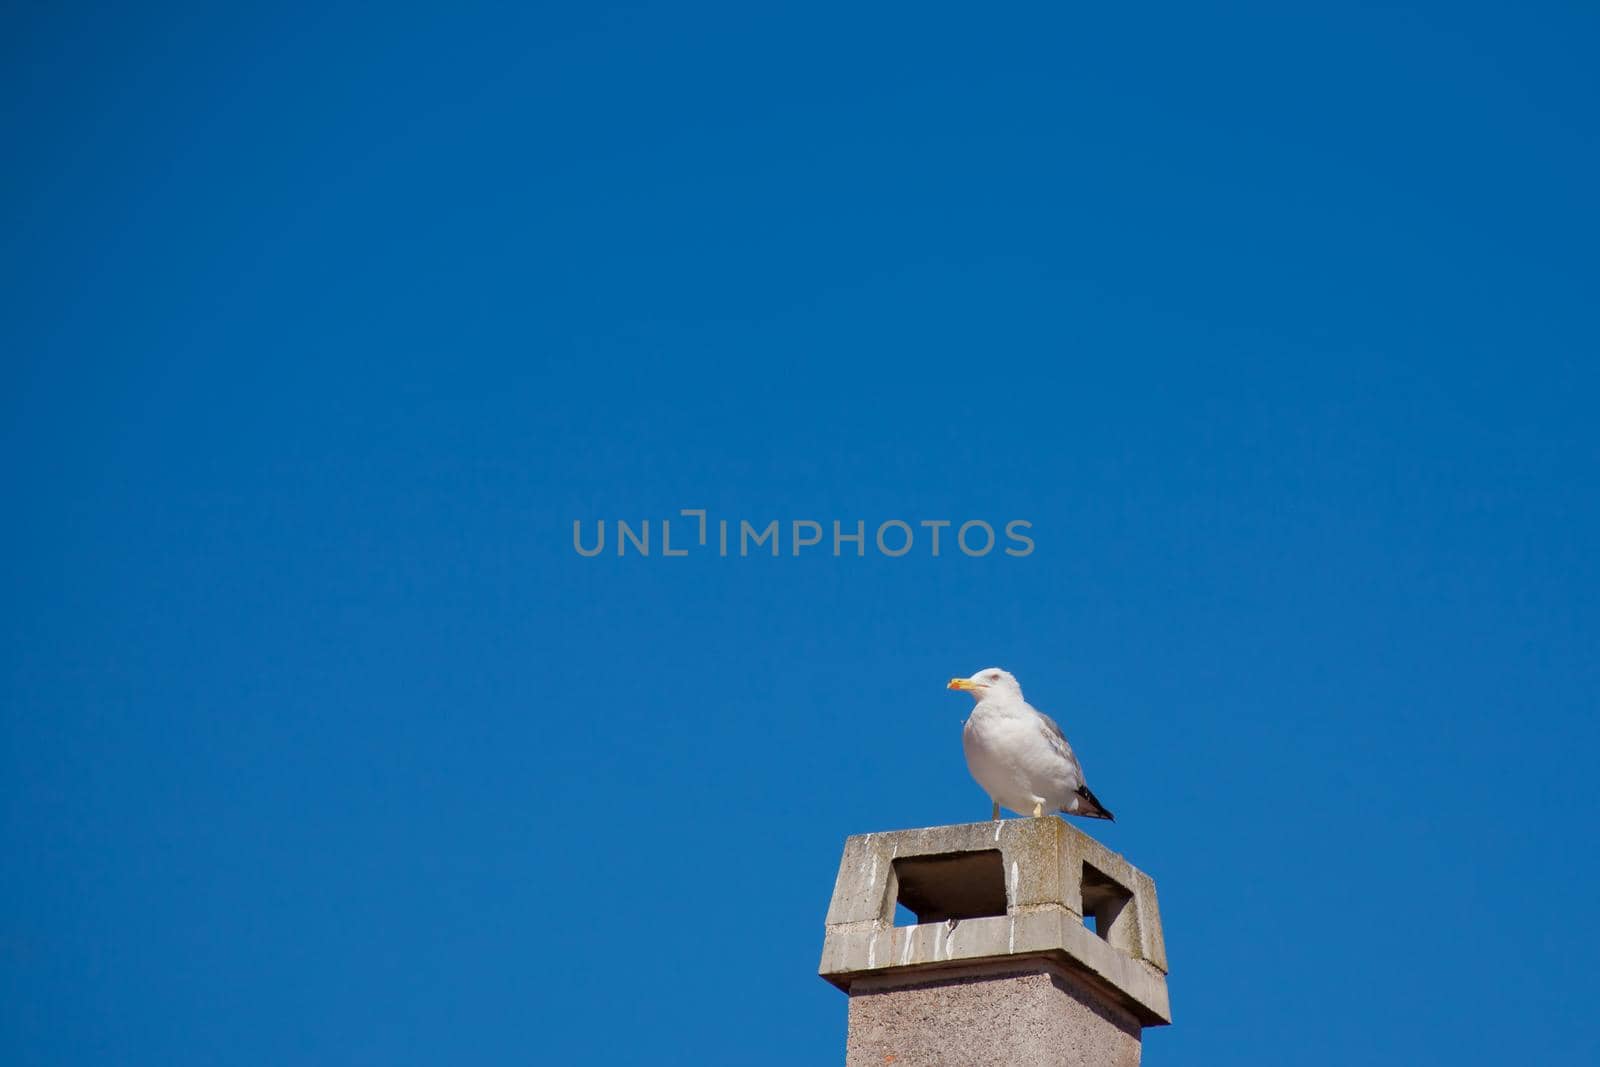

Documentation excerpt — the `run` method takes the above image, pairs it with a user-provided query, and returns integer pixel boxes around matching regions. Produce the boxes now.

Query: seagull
[948,667,1115,822]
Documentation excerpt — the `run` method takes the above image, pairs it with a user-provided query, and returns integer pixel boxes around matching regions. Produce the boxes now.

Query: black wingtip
[1076,785,1115,821]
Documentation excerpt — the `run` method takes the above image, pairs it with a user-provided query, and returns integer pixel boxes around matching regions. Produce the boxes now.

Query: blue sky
[3,3,1597,1064]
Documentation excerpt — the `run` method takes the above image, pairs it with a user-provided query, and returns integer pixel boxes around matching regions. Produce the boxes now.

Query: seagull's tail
[1070,785,1115,821]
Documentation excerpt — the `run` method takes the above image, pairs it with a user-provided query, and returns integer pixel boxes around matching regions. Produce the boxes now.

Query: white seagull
[949,667,1115,822]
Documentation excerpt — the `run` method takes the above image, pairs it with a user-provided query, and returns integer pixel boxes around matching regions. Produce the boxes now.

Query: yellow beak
[948,678,976,691]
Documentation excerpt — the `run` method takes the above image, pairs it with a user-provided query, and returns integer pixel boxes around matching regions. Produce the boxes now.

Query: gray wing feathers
[1031,708,1084,782]
[1030,703,1115,822]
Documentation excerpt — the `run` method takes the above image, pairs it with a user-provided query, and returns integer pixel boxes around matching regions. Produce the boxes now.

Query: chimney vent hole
[892,850,1008,925]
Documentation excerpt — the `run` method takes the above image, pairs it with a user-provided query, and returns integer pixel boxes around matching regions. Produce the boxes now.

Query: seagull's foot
[1031,801,1044,818]
[991,800,1001,821]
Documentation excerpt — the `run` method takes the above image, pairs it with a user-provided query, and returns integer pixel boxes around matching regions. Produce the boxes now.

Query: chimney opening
[892,850,1008,925]
[1080,862,1136,949]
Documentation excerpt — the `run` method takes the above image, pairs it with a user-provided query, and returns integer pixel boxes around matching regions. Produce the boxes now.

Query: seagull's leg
[991,800,1001,821]
[1032,800,1044,818]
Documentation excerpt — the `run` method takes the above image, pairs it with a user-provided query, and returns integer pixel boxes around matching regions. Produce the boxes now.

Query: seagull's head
[947,667,1021,701]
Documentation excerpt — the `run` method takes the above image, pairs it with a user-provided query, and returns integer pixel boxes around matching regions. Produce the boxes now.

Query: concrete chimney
[819,818,1170,1066]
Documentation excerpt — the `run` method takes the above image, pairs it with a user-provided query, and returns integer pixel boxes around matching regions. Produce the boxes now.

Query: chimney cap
[819,817,1171,1027]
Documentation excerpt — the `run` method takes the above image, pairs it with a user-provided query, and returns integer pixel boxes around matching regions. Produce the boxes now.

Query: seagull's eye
[989,673,1001,681]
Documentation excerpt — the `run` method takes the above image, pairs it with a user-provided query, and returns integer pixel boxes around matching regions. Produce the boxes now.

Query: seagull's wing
[1031,708,1084,783]
[1032,707,1115,820]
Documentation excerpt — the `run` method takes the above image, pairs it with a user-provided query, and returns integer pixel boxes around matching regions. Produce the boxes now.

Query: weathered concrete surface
[819,818,1170,1027]
[846,960,1142,1067]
